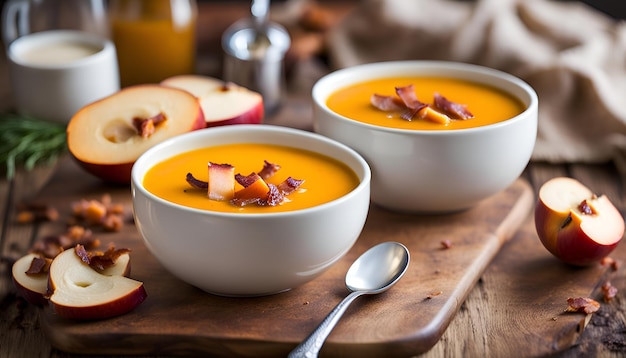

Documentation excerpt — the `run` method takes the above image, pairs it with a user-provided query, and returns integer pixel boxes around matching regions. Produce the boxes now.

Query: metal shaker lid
[222,18,290,62]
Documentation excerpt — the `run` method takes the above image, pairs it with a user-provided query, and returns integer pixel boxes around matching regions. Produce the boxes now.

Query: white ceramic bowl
[131,125,371,296]
[313,61,538,213]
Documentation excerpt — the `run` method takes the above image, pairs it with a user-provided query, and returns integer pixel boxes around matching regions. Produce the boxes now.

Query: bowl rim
[312,60,538,136]
[131,124,371,218]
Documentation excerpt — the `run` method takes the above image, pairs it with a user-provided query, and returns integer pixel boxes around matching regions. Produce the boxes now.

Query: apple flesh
[535,177,625,266]
[67,84,206,184]
[48,248,146,320]
[161,75,264,127]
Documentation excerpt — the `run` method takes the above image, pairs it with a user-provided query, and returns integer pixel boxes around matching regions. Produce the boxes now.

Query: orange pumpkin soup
[326,77,525,130]
[143,143,360,213]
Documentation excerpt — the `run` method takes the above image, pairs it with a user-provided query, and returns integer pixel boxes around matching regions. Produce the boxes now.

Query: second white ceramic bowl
[313,61,538,213]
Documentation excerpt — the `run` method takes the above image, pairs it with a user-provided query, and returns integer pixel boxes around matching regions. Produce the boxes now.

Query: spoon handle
[288,290,364,358]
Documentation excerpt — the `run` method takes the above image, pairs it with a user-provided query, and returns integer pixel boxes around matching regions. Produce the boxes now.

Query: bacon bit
[577,199,596,215]
[235,173,261,188]
[600,257,621,271]
[277,177,305,195]
[433,93,474,120]
[258,160,282,180]
[25,255,52,275]
[70,194,127,232]
[426,291,443,299]
[186,172,208,190]
[262,184,284,206]
[133,113,166,138]
[440,239,453,249]
[31,225,100,259]
[395,85,429,121]
[74,244,131,271]
[15,202,59,224]
[602,282,618,302]
[565,297,600,314]
[370,93,405,112]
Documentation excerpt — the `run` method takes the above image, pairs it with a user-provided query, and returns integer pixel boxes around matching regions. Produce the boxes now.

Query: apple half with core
[47,248,146,320]
[535,177,625,266]
[161,75,264,127]
[67,84,206,183]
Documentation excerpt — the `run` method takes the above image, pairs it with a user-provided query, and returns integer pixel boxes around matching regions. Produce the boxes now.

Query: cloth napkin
[326,0,626,170]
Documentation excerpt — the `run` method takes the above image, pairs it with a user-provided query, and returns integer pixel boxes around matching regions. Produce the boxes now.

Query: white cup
[6,30,120,123]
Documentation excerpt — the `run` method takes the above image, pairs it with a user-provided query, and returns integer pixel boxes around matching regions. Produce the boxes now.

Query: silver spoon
[288,241,410,358]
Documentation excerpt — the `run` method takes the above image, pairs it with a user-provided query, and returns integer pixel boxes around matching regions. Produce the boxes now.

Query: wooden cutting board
[29,157,538,357]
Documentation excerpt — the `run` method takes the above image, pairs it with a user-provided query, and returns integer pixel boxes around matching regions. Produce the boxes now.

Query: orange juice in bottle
[109,0,197,87]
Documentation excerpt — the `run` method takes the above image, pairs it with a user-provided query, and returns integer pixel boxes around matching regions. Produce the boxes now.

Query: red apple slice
[67,84,206,184]
[208,162,235,201]
[12,253,50,306]
[535,177,625,266]
[161,75,264,127]
[48,248,146,320]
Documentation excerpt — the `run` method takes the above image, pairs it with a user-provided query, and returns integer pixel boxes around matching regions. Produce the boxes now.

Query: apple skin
[67,84,206,184]
[12,252,132,307]
[47,249,146,320]
[160,75,264,127]
[534,177,625,266]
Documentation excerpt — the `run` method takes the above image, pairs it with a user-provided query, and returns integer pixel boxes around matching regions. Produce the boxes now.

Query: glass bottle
[108,0,197,87]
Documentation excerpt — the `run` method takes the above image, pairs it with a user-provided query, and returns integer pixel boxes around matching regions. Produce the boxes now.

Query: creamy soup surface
[326,77,526,130]
[17,41,100,66]
[143,143,360,213]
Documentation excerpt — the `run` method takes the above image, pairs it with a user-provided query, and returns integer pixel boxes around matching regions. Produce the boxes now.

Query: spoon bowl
[289,241,410,357]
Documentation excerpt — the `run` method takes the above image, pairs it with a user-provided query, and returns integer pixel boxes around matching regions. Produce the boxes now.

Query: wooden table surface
[1,2,625,357]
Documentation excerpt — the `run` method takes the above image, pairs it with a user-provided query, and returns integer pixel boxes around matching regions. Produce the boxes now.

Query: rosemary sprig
[0,113,68,180]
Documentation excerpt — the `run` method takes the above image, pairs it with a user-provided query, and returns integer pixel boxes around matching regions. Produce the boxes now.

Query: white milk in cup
[2,0,118,123]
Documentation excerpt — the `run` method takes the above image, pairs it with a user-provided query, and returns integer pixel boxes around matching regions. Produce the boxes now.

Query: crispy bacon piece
[258,160,281,180]
[370,93,405,112]
[433,93,473,120]
[235,173,260,188]
[15,202,59,224]
[31,225,100,259]
[395,85,428,121]
[262,184,284,206]
[566,297,600,314]
[75,244,131,271]
[25,255,52,275]
[277,177,305,195]
[133,113,166,138]
[602,282,618,302]
[186,173,208,190]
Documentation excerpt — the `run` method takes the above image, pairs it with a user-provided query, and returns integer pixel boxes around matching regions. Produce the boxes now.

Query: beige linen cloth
[325,0,626,173]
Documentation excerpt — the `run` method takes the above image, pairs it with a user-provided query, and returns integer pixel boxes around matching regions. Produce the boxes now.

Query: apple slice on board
[161,75,264,127]
[12,253,50,306]
[12,252,131,306]
[67,84,206,184]
[535,177,625,266]
[48,248,146,320]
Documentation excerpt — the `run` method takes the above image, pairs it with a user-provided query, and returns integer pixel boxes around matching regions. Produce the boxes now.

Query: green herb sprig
[0,113,67,180]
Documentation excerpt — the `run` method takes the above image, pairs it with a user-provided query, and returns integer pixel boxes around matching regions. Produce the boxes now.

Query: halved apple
[48,248,146,320]
[12,251,131,306]
[535,177,625,266]
[67,84,206,184]
[161,75,264,127]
